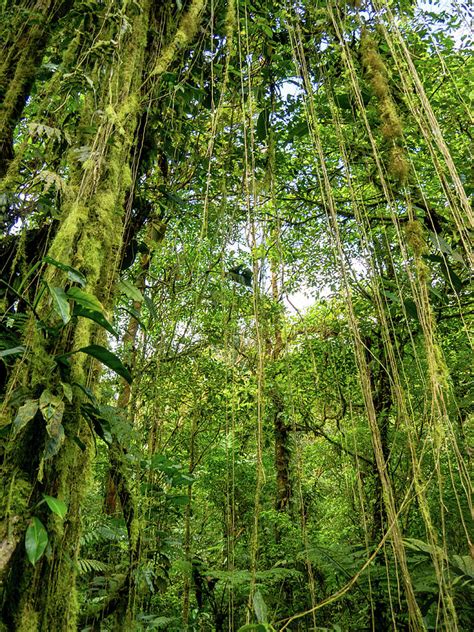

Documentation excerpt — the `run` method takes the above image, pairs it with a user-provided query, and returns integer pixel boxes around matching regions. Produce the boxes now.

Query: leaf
[39,390,65,458]
[144,294,158,324]
[80,403,112,444]
[48,285,71,324]
[120,305,147,331]
[253,590,268,623]
[288,120,309,140]
[25,517,48,565]
[61,382,73,403]
[73,304,118,338]
[39,390,64,429]
[66,287,104,313]
[118,279,144,303]
[77,345,132,384]
[428,232,465,265]
[334,92,352,109]
[13,399,39,435]
[76,558,109,575]
[0,346,26,359]
[43,427,66,460]
[43,256,86,287]
[43,495,68,519]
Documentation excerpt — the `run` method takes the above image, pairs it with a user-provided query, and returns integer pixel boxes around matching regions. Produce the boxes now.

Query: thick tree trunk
[1,1,208,628]
[0,2,152,628]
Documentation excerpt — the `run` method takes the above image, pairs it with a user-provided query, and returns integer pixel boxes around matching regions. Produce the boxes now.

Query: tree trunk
[0,1,152,628]
[366,335,393,631]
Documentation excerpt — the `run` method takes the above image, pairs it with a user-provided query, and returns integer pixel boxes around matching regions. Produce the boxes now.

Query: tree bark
[0,1,152,628]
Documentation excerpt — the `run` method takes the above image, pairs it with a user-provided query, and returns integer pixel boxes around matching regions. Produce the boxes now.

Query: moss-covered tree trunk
[0,1,152,628]
[1,0,209,626]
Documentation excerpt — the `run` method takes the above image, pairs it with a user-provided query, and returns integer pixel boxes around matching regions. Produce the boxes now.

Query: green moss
[2,2,153,628]
[129,516,140,551]
[152,0,206,77]
[380,97,403,140]
[1,475,32,525]
[16,603,39,632]
[361,33,404,144]
[405,220,427,257]
[389,145,409,183]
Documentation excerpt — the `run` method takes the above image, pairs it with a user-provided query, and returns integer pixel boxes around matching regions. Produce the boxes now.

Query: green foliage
[43,494,68,519]
[25,518,48,566]
[0,1,471,630]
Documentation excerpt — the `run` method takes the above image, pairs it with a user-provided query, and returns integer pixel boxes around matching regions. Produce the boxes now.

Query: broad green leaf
[0,346,26,359]
[66,287,104,313]
[43,256,86,287]
[39,390,64,428]
[118,279,143,303]
[334,92,352,109]
[13,399,39,435]
[77,345,132,384]
[73,304,118,338]
[43,424,65,461]
[143,294,158,323]
[39,390,65,458]
[43,494,68,519]
[43,427,66,460]
[48,285,71,324]
[25,517,48,565]
[452,555,474,578]
[61,382,73,403]
[253,590,268,624]
[439,262,464,292]
[288,120,309,140]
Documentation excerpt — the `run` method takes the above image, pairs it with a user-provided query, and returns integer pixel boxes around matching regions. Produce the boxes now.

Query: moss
[379,98,403,140]
[129,516,141,551]
[2,2,153,628]
[16,604,39,632]
[1,475,32,526]
[362,46,386,78]
[46,201,88,274]
[370,71,390,101]
[389,145,409,183]
[405,220,426,257]
[361,32,404,145]
[152,0,206,77]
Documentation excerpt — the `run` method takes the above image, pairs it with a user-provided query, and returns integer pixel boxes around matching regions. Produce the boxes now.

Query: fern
[80,523,127,547]
[76,558,109,575]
